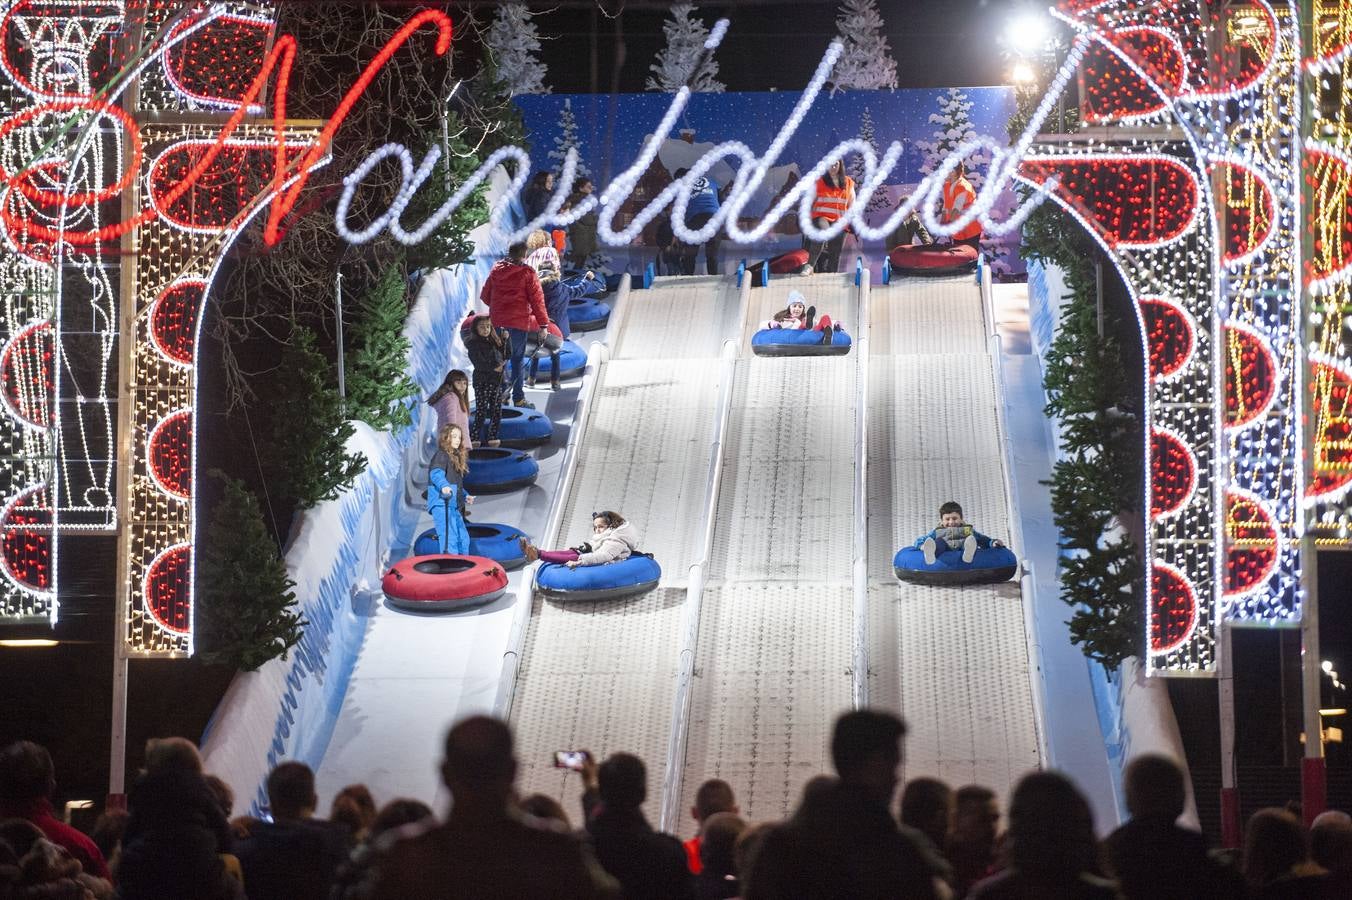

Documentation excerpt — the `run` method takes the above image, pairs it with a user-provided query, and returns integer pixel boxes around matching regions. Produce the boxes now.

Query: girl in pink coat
[426,370,473,449]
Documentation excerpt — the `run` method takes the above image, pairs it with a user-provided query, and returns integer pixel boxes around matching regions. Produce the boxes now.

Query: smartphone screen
[554,750,587,770]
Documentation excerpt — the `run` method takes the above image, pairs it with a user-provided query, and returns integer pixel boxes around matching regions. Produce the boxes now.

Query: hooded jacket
[576,520,640,567]
[480,259,549,332]
[464,326,508,380]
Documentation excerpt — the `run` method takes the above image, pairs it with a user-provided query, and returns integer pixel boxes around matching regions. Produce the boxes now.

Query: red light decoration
[1224,489,1279,598]
[1305,147,1352,290]
[1149,561,1197,653]
[1016,155,1199,249]
[0,9,452,248]
[149,280,204,367]
[1224,323,1277,430]
[1081,28,1186,123]
[1310,358,1352,501]
[1151,428,1196,517]
[1211,161,1276,264]
[164,13,271,110]
[148,141,309,231]
[0,483,51,594]
[0,320,53,429]
[147,410,192,501]
[144,543,191,634]
[1139,297,1195,380]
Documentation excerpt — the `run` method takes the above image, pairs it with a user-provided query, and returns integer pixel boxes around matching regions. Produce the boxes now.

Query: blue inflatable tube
[568,298,610,332]
[415,522,530,570]
[751,327,852,357]
[524,338,586,379]
[535,554,662,601]
[474,405,553,449]
[893,545,1018,586]
[465,448,539,494]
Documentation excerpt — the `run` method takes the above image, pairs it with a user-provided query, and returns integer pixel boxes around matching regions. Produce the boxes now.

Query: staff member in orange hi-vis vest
[941,160,983,249]
[800,158,855,275]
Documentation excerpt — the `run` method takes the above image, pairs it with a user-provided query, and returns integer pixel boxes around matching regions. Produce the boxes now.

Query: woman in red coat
[479,241,550,409]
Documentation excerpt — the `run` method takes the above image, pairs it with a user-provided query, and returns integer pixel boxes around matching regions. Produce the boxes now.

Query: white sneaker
[922,537,938,566]
[962,534,978,564]
[797,264,814,276]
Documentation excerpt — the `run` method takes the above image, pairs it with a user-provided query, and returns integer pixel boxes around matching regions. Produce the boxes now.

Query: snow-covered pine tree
[547,99,590,179]
[829,0,898,94]
[484,2,549,98]
[646,3,725,93]
[918,87,992,188]
[345,261,419,433]
[264,327,366,510]
[850,107,892,219]
[197,475,305,671]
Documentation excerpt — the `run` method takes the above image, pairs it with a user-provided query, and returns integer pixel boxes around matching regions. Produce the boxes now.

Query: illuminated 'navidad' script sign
[336,17,1071,252]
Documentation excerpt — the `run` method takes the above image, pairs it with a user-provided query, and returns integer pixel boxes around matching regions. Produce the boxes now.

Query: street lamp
[1011,62,1037,86]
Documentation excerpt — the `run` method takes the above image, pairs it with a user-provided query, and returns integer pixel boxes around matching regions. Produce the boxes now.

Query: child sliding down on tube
[520,511,638,569]
[765,289,843,346]
[913,500,1005,566]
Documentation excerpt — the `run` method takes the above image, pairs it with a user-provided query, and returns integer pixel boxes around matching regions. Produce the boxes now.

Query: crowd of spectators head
[9,714,1352,900]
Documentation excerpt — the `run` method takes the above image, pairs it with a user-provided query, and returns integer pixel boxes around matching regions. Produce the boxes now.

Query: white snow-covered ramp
[505,276,746,821]
[867,272,1043,798]
[676,273,861,824]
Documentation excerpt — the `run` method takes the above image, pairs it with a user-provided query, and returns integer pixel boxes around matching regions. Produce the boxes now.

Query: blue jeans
[505,328,531,402]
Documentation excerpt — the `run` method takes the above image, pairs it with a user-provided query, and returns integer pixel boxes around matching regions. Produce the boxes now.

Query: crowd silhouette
[3,709,1351,899]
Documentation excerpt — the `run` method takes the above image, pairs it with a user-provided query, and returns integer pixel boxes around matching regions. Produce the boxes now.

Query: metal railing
[978,257,1052,765]
[852,263,872,709]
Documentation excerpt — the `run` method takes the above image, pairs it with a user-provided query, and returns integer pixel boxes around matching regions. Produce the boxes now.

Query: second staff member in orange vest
[940,161,983,249]
[801,158,855,275]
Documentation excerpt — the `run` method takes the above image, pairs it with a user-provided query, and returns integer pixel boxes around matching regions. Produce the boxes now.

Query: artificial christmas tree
[483,2,549,98]
[264,327,366,511]
[547,98,590,179]
[829,0,898,94]
[345,261,419,432]
[646,3,725,93]
[918,87,992,188]
[850,107,892,221]
[197,475,305,671]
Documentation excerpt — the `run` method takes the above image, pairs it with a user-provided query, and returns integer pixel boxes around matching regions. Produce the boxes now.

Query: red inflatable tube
[382,554,508,611]
[888,242,979,274]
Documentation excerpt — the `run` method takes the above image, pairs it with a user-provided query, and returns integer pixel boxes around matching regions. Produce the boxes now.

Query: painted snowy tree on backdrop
[547,99,590,178]
[484,2,549,97]
[851,107,892,220]
[829,0,898,94]
[647,2,725,93]
[918,87,991,187]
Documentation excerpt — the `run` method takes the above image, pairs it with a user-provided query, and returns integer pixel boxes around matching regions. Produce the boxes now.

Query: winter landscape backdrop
[513,86,1023,277]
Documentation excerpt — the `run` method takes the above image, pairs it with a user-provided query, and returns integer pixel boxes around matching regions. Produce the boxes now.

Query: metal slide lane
[504,276,748,821]
[676,272,862,824]
[866,271,1043,800]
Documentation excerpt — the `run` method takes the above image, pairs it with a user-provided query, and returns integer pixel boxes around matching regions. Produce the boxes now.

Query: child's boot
[962,534,978,564]
[806,305,817,329]
[518,537,539,563]
[922,537,938,566]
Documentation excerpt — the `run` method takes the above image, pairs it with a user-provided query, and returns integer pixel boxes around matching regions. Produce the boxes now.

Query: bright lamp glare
[1006,13,1050,51]
[1011,62,1037,84]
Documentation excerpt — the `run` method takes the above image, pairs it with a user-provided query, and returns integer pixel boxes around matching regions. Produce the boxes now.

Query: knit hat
[526,246,561,273]
[786,290,807,309]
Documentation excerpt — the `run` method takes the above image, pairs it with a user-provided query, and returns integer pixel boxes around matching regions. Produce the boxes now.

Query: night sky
[465,0,1041,93]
